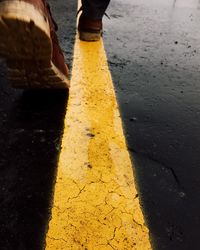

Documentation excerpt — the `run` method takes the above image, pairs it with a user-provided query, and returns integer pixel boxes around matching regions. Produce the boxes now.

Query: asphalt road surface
[1,0,200,249]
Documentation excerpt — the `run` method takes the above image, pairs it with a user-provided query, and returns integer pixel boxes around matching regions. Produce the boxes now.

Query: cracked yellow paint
[45,34,151,250]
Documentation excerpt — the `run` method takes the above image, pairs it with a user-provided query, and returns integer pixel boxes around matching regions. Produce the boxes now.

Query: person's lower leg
[81,0,110,20]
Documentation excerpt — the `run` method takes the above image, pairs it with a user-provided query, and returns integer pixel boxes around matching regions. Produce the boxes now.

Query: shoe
[78,13,102,42]
[0,0,69,89]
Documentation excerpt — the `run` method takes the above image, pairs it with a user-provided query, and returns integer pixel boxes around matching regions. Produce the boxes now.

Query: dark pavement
[104,0,200,249]
[0,1,76,249]
[0,0,200,249]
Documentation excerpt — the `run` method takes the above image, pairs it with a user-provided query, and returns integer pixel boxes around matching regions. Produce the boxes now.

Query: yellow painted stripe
[45,18,151,250]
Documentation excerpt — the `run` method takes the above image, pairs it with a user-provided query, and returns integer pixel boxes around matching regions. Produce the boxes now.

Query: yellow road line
[45,20,151,250]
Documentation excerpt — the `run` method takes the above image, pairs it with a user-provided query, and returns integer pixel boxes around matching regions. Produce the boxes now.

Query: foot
[0,0,69,89]
[78,13,102,42]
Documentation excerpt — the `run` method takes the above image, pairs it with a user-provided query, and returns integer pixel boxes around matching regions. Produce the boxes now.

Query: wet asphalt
[104,0,200,249]
[0,0,200,249]
[0,1,76,249]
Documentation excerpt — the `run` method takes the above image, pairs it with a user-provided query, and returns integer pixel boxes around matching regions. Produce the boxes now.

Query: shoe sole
[0,0,69,89]
[79,30,102,42]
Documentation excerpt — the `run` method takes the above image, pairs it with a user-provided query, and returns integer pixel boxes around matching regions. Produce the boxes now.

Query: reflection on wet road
[0,0,200,249]
[0,60,68,249]
[0,0,76,249]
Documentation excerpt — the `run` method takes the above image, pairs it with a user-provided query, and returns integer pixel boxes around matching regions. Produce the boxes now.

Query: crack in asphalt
[129,147,185,190]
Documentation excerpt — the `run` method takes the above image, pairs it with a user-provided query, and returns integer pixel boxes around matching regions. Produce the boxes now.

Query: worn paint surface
[45,37,151,249]
[0,0,200,249]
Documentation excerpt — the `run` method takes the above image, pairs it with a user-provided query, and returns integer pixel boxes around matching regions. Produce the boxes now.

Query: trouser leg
[81,0,110,20]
